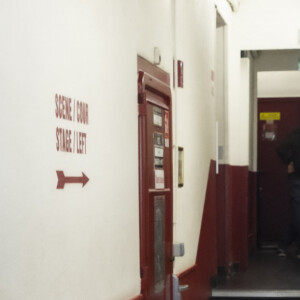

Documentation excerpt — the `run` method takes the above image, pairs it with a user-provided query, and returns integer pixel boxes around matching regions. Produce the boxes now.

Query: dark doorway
[257,97,300,247]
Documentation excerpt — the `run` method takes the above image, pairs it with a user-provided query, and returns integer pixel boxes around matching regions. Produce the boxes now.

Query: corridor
[2,0,300,299]
[212,248,300,298]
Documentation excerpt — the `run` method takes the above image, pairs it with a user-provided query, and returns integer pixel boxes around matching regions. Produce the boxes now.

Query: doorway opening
[257,70,300,248]
[248,49,300,249]
[137,56,173,300]
[212,52,300,298]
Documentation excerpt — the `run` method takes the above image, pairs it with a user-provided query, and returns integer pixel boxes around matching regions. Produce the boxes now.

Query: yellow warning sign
[260,112,281,121]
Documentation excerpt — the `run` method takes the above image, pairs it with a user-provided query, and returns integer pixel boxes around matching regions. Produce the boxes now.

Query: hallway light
[226,0,240,12]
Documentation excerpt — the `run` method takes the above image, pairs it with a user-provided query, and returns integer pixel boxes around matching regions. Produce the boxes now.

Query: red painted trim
[216,164,226,268]
[258,97,300,103]
[226,165,249,270]
[248,171,257,253]
[129,294,143,300]
[138,55,170,87]
[177,60,184,88]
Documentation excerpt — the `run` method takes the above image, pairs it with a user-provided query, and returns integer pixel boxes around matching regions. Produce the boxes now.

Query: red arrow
[56,171,89,189]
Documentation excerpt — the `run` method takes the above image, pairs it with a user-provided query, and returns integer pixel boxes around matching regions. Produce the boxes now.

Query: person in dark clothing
[276,126,300,257]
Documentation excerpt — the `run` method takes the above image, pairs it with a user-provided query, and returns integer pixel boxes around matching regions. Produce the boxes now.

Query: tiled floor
[212,248,300,298]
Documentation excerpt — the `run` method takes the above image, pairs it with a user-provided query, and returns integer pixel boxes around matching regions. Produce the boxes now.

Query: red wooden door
[138,57,173,300]
[257,98,300,246]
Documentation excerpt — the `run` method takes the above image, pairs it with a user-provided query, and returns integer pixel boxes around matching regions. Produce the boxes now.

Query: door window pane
[154,196,165,294]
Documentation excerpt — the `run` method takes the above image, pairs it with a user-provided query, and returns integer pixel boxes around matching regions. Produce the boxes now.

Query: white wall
[258,71,300,98]
[254,50,300,72]
[216,26,227,164]
[215,0,233,25]
[137,0,174,74]
[0,0,233,298]
[233,0,300,50]
[174,0,225,273]
[0,1,140,299]
[227,0,300,166]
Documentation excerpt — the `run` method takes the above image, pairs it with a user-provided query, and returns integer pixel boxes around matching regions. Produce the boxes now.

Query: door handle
[179,285,189,292]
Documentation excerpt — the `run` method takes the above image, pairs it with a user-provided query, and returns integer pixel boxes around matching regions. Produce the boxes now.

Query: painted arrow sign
[56,171,89,189]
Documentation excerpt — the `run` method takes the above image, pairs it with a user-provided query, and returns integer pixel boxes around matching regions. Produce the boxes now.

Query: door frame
[137,56,173,299]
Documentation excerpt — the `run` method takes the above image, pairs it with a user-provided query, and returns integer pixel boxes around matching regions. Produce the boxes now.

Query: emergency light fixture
[226,0,240,12]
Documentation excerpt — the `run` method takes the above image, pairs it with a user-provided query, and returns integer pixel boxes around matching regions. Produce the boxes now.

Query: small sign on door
[154,132,164,168]
[153,107,163,127]
[164,111,169,148]
[155,169,165,189]
[260,112,280,121]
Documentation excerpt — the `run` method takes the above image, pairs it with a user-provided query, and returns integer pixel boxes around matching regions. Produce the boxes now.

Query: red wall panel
[248,171,257,254]
[216,164,226,268]
[178,160,217,300]
[217,164,250,272]
[177,162,250,300]
[226,165,249,270]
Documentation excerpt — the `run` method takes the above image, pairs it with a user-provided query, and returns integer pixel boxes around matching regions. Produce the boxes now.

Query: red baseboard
[216,164,226,267]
